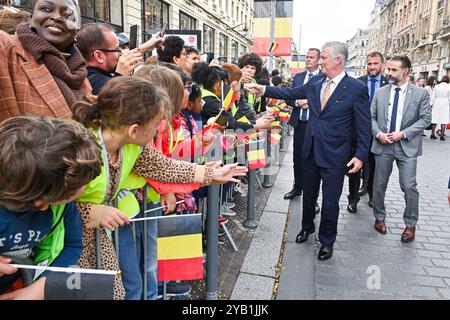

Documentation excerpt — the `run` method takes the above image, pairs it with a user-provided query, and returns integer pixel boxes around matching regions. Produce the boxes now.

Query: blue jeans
[117,224,142,300]
[136,202,161,300]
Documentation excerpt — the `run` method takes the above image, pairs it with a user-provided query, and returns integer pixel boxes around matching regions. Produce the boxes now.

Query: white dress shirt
[320,70,346,101]
[299,69,320,121]
[303,68,320,85]
[387,82,408,132]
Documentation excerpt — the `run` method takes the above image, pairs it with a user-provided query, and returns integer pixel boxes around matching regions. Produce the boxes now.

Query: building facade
[367,0,450,79]
[347,29,369,78]
[4,0,255,64]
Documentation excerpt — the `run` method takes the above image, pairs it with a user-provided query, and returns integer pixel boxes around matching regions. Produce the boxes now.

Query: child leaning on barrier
[72,76,248,300]
[0,116,102,299]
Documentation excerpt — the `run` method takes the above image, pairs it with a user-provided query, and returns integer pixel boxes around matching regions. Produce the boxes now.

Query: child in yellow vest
[72,76,247,300]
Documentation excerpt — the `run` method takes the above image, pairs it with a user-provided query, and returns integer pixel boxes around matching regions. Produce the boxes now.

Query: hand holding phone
[129,25,138,50]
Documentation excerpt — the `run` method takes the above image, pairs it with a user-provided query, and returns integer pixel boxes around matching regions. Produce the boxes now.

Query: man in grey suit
[371,55,431,242]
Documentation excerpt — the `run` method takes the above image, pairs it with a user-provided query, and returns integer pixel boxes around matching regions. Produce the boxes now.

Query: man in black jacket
[347,52,389,213]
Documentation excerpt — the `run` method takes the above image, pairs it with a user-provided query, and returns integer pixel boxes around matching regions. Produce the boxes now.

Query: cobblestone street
[277,133,450,300]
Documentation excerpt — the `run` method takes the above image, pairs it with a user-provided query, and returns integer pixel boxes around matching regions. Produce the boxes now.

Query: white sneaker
[220,206,236,217]
[224,202,235,209]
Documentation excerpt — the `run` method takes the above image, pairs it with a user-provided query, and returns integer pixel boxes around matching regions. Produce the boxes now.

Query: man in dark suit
[245,42,371,260]
[347,52,389,213]
[284,48,321,200]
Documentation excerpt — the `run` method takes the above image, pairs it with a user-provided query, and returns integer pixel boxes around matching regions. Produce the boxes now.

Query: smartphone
[129,25,138,50]
[160,23,168,36]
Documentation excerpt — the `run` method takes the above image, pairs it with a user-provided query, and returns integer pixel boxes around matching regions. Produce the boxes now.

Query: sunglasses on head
[186,82,201,97]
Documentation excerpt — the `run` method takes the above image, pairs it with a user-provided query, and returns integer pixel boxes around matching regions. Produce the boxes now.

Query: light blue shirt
[367,74,382,97]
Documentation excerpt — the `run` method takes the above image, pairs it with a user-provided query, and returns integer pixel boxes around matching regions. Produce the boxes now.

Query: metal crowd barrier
[91,126,284,301]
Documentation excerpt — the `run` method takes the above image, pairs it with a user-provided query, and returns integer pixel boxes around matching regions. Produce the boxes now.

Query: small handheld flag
[247,140,267,170]
[223,83,238,112]
[279,111,290,121]
[157,214,203,281]
[268,42,279,54]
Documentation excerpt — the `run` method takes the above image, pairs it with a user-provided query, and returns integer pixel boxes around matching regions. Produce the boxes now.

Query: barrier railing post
[206,184,220,300]
[262,129,273,188]
[142,186,148,301]
[280,121,285,150]
[243,168,258,229]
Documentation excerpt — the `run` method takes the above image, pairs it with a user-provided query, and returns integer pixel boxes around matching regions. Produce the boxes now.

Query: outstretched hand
[244,83,264,96]
[212,163,248,184]
[139,32,165,53]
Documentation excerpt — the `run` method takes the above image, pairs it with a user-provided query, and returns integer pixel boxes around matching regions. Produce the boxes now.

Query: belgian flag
[247,140,267,170]
[268,42,279,54]
[279,111,290,121]
[222,83,238,112]
[157,214,203,281]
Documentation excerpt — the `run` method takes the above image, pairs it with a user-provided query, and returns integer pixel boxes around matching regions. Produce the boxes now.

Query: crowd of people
[0,0,280,300]
[0,0,449,300]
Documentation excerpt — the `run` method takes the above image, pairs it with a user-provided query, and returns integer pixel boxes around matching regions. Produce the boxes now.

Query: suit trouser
[360,150,376,198]
[372,142,419,227]
[293,121,307,191]
[367,151,375,199]
[302,153,346,247]
[348,171,361,204]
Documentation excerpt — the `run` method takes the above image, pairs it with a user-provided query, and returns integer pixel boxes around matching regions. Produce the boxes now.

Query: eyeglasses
[94,48,122,53]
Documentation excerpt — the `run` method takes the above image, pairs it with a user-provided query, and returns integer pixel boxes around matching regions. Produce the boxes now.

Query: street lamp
[226,23,248,38]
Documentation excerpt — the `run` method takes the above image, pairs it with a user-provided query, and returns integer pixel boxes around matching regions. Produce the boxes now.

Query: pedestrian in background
[431,76,450,141]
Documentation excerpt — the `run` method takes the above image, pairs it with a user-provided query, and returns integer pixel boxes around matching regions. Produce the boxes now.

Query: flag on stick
[247,141,267,170]
[268,42,279,54]
[223,83,238,112]
[157,214,203,281]
[279,111,290,121]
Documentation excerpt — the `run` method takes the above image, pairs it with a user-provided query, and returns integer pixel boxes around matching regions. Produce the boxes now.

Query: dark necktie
[369,78,377,103]
[299,73,314,122]
[390,88,401,133]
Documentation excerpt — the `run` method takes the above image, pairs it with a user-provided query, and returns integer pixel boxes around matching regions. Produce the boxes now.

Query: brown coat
[0,30,91,122]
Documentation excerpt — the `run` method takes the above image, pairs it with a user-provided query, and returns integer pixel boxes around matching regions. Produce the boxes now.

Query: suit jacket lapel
[321,75,350,112]
[383,85,391,124]
[380,76,389,87]
[313,78,324,115]
[402,84,414,116]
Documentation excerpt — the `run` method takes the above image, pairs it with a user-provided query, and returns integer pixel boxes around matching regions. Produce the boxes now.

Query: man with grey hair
[245,41,371,260]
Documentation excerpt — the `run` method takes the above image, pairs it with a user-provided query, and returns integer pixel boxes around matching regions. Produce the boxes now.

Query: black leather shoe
[368,198,373,208]
[318,246,333,261]
[347,202,357,213]
[295,228,315,243]
[284,189,302,200]
[358,186,368,197]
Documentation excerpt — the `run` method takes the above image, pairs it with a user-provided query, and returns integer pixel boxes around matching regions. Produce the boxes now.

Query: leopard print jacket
[77,145,214,300]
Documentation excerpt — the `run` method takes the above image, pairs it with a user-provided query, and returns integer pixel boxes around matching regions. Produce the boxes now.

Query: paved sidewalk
[276,134,450,300]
